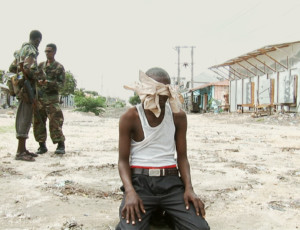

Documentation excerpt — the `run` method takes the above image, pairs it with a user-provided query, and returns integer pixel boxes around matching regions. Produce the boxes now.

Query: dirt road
[0,108,299,229]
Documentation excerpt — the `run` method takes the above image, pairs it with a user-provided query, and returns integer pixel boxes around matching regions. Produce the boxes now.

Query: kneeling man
[116,67,210,230]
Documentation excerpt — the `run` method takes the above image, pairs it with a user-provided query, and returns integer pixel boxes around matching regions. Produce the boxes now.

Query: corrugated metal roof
[209,40,300,69]
[189,80,229,92]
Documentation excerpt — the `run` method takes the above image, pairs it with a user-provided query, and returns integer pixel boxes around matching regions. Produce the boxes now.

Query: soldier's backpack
[5,72,22,97]
[5,50,23,96]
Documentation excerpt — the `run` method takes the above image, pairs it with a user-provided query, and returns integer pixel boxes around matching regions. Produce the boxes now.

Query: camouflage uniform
[33,61,65,144]
[10,43,39,139]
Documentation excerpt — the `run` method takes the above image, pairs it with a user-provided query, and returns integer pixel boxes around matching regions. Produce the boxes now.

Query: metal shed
[209,41,300,113]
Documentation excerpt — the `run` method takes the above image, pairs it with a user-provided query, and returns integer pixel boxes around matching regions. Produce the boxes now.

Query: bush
[74,94,106,116]
[129,93,141,105]
[113,101,126,108]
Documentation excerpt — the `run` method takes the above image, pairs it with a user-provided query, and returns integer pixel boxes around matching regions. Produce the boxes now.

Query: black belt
[131,167,178,177]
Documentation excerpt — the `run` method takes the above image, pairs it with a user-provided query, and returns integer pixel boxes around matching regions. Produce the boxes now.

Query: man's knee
[115,221,147,230]
[188,218,210,230]
[173,215,210,230]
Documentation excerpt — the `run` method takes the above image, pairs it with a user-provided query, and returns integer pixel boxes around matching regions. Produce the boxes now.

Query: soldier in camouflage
[33,43,66,155]
[10,30,42,162]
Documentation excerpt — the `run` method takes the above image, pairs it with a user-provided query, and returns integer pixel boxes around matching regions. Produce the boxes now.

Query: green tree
[74,91,106,115]
[129,93,141,105]
[74,88,85,97]
[85,90,99,96]
[60,71,77,96]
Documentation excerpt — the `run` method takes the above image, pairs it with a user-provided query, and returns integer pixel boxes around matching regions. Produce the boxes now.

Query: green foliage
[0,70,5,83]
[74,88,85,97]
[85,90,99,96]
[113,100,126,108]
[208,98,221,107]
[129,93,141,105]
[60,71,77,97]
[74,92,106,116]
[106,96,126,108]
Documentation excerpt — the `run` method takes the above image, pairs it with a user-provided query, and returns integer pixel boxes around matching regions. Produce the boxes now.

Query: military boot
[36,142,48,154]
[55,141,65,154]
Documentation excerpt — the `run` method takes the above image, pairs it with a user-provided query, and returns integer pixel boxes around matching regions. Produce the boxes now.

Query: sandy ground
[0,107,300,230]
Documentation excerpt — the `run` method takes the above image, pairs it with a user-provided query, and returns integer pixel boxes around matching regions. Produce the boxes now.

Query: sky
[1,0,300,100]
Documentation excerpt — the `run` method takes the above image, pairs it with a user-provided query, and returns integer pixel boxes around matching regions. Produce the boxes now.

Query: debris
[280,147,300,152]
[290,199,300,209]
[225,149,239,152]
[268,201,286,211]
[44,181,122,200]
[0,166,21,177]
[61,219,83,230]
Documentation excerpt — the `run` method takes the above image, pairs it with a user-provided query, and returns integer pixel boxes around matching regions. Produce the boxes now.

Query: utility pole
[175,46,180,85]
[191,46,194,89]
[174,46,196,88]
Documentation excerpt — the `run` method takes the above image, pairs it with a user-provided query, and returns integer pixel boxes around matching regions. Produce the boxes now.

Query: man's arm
[118,108,145,225]
[174,110,206,218]
[39,64,65,89]
[9,59,18,73]
[20,56,36,79]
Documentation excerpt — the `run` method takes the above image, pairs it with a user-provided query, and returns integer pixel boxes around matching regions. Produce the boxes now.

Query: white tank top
[130,103,177,168]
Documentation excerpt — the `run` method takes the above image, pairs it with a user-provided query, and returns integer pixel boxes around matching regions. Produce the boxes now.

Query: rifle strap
[36,80,38,100]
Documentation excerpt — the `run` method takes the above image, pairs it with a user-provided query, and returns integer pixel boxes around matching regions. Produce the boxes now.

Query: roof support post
[209,68,230,80]
[244,59,265,74]
[236,62,257,77]
[253,57,276,72]
[227,68,241,79]
[263,52,288,70]
[219,67,235,80]
[230,66,248,78]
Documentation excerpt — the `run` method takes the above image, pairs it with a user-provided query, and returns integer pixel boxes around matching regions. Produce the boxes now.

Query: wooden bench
[254,104,273,117]
[273,103,297,113]
[237,104,255,113]
[218,104,230,112]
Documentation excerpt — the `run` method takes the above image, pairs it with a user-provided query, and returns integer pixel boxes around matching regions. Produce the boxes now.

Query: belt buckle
[149,169,161,176]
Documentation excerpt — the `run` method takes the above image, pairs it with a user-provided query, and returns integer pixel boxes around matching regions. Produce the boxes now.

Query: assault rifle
[20,63,44,125]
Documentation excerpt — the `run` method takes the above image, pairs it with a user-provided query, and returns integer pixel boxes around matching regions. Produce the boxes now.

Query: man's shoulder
[54,61,64,68]
[20,42,30,51]
[120,106,139,122]
[173,109,187,123]
[53,61,65,73]
[20,43,38,56]
[173,109,186,117]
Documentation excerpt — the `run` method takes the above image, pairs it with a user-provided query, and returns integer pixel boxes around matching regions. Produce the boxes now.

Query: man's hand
[184,189,206,218]
[38,79,47,86]
[121,190,146,225]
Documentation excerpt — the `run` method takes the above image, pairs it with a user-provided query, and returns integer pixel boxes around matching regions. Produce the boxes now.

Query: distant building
[181,71,221,112]
[189,71,221,88]
[189,80,229,113]
[60,95,74,108]
[0,83,14,108]
[209,41,300,113]
[106,96,125,107]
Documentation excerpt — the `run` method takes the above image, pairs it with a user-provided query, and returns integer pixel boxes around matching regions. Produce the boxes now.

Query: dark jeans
[116,175,210,230]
